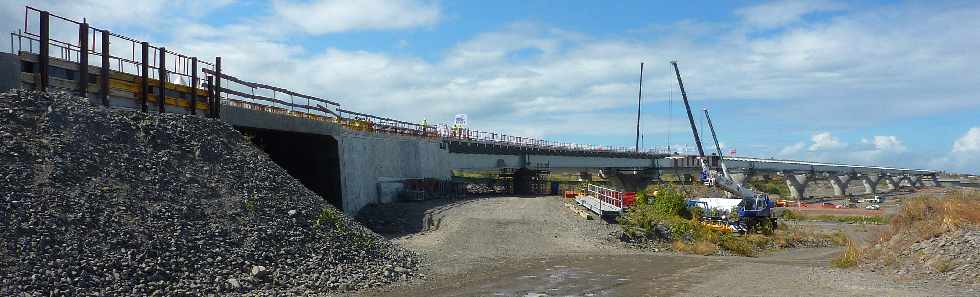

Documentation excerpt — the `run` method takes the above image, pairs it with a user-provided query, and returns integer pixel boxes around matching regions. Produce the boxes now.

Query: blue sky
[4,0,980,173]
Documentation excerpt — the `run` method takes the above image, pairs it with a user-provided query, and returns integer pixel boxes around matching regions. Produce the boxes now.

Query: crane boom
[670,61,755,198]
[670,61,706,159]
[702,108,729,178]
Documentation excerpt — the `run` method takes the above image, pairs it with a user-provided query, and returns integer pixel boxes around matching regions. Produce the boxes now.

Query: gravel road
[356,195,974,296]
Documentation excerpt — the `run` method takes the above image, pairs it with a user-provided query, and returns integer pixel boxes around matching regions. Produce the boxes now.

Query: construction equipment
[670,61,780,232]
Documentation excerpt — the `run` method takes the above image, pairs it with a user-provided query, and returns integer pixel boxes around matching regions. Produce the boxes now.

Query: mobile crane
[670,61,780,231]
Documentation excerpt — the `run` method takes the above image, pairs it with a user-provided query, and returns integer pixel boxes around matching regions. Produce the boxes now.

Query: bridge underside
[238,127,343,209]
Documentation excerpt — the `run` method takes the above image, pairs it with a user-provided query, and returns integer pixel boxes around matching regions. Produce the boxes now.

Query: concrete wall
[339,132,451,214]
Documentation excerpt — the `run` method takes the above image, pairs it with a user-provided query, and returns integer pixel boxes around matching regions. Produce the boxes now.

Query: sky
[3,0,979,174]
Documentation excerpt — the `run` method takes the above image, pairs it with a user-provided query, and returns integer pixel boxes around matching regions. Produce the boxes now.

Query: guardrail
[9,5,673,159]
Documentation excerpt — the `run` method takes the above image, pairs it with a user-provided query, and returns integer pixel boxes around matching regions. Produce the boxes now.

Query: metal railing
[587,183,625,210]
[9,5,672,159]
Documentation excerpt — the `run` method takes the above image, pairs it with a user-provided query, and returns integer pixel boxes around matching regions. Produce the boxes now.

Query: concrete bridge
[0,9,941,214]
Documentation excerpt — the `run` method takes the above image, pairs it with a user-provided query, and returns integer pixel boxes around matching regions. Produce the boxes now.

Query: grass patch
[931,257,957,273]
[780,209,885,224]
[832,239,862,268]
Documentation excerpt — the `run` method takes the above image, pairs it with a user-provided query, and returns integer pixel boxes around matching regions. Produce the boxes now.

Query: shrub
[719,235,756,257]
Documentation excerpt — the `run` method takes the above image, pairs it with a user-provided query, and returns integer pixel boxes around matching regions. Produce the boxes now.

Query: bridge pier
[862,174,883,194]
[784,173,811,199]
[909,175,923,188]
[884,175,901,191]
[828,174,854,196]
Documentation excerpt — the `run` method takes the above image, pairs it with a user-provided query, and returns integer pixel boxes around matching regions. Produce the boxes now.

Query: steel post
[99,30,110,106]
[140,42,148,112]
[77,22,89,96]
[39,11,49,91]
[157,47,166,113]
[190,57,197,115]
[214,57,221,118]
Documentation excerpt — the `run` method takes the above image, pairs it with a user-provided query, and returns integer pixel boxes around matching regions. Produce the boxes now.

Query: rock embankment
[0,90,420,296]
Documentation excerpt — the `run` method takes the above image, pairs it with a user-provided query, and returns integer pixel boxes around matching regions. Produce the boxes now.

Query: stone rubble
[0,90,421,296]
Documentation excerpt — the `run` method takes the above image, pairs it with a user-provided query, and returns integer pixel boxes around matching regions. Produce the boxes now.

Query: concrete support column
[784,173,811,199]
[828,174,853,196]
[884,176,900,191]
[909,175,923,188]
[862,175,882,194]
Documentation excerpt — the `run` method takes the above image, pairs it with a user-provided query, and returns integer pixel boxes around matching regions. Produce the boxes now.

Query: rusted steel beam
[99,29,109,106]
[77,22,88,96]
[214,57,221,118]
[157,47,166,113]
[38,11,49,91]
[140,41,148,112]
[190,57,197,115]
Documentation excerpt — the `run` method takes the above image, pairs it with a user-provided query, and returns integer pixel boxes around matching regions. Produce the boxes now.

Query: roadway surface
[353,196,967,297]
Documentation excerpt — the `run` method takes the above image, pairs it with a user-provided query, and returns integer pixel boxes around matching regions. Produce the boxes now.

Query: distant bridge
[0,8,939,214]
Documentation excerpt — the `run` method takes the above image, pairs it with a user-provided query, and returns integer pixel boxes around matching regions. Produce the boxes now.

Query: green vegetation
[620,183,845,257]
[315,207,345,230]
[749,179,790,197]
[780,210,885,224]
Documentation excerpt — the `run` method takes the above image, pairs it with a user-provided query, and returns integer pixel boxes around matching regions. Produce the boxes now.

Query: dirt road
[355,196,970,297]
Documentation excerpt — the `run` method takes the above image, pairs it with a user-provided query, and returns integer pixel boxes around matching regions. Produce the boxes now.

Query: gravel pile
[0,90,420,296]
[868,228,980,285]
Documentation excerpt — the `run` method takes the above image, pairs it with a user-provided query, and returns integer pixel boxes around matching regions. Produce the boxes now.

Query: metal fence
[13,6,216,115]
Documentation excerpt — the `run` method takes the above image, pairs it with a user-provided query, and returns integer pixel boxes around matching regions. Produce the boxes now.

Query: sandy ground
[353,195,972,297]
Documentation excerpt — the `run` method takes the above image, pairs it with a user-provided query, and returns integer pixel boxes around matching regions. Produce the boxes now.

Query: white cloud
[736,0,846,29]
[952,127,980,153]
[808,132,846,151]
[272,0,440,34]
[861,135,906,152]
[929,127,980,174]
[780,142,806,155]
